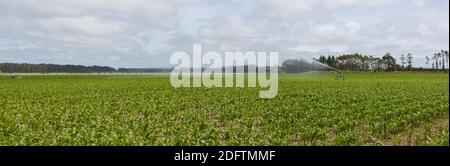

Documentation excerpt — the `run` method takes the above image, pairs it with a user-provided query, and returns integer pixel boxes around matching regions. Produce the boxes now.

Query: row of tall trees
[425,50,449,71]
[0,63,116,73]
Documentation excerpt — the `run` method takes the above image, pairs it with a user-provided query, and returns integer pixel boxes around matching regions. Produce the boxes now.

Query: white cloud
[38,16,128,36]
[0,39,41,51]
[0,0,206,26]
[0,17,24,30]
[290,44,348,53]
[346,22,362,34]
[261,0,387,17]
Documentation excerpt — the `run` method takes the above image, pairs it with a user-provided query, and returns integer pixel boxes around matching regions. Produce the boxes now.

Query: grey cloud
[0,0,448,68]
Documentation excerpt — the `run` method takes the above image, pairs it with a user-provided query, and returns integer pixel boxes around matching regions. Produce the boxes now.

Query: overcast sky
[0,0,448,68]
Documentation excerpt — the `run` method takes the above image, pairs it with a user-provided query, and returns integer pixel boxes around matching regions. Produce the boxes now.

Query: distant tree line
[0,63,116,73]
[2,50,448,74]
[316,52,399,71]
[282,50,449,73]
[0,63,176,73]
[118,68,172,73]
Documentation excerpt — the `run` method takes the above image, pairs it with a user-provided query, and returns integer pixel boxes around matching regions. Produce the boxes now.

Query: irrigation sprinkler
[9,73,21,80]
[310,60,345,80]
[335,71,345,80]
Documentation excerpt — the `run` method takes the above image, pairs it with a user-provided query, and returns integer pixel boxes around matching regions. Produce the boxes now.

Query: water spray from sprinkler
[291,51,344,80]
[311,60,345,80]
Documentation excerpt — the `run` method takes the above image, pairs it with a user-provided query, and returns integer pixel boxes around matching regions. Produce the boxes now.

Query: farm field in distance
[0,72,448,146]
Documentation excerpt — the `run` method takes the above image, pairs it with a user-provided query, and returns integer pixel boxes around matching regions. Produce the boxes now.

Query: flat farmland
[0,72,448,145]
